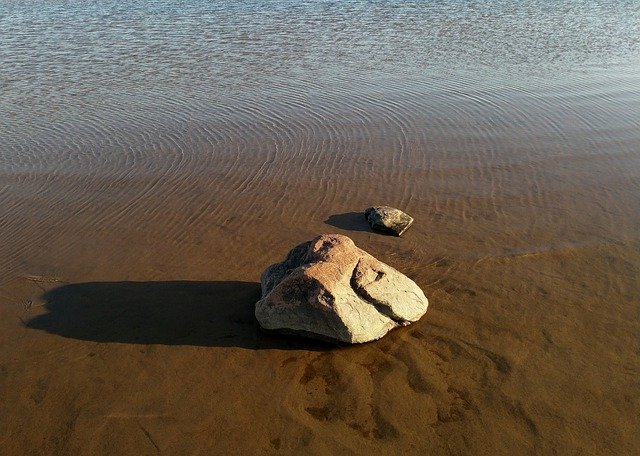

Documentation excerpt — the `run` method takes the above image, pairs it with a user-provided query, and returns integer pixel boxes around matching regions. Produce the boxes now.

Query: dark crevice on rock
[349,259,406,325]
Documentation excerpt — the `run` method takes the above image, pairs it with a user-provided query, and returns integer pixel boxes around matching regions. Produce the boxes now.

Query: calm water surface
[0,0,638,255]
[1,0,639,152]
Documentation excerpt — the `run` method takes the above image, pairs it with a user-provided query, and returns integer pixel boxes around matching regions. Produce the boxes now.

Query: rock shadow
[324,212,372,233]
[26,281,334,350]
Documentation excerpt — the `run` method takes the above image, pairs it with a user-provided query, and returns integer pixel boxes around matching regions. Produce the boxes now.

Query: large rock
[255,234,428,344]
[365,206,414,236]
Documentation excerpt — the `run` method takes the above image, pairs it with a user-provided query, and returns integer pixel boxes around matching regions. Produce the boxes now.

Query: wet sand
[2,1,640,454]
[1,69,639,454]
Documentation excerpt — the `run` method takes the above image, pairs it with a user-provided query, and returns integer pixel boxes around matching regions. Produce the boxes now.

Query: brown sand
[1,73,639,454]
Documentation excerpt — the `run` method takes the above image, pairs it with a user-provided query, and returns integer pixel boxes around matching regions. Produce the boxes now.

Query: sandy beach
[1,1,639,454]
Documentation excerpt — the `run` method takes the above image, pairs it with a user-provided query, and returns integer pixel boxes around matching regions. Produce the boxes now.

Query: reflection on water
[1,0,639,117]
[1,1,639,170]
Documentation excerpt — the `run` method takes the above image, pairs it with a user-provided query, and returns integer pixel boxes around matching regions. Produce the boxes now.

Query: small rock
[255,234,428,344]
[365,206,414,236]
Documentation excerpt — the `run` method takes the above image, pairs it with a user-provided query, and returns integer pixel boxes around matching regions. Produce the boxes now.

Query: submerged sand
[1,61,639,454]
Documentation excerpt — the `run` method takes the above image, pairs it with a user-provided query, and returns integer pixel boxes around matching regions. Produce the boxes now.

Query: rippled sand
[1,1,639,454]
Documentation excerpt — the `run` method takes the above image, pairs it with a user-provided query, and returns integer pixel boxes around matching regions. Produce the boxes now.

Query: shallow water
[1,1,639,454]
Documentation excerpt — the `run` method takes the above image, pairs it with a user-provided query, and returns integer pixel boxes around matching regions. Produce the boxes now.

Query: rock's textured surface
[365,206,414,236]
[255,234,428,343]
